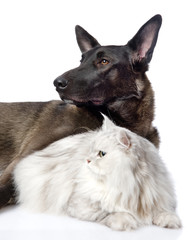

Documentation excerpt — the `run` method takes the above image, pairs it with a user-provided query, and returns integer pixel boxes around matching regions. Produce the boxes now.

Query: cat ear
[101,114,116,130]
[117,130,131,149]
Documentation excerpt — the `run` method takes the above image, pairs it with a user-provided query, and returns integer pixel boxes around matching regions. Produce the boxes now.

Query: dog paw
[102,212,139,231]
[153,212,182,229]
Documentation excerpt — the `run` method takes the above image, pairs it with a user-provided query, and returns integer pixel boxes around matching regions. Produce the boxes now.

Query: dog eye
[98,151,106,157]
[100,59,109,65]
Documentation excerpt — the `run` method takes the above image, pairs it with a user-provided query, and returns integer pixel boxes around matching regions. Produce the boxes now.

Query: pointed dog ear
[127,15,162,70]
[75,25,101,53]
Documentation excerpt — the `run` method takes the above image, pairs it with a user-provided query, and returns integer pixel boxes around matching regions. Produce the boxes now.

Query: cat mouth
[87,163,106,178]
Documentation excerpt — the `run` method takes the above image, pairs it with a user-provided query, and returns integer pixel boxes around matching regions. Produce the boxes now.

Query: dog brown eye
[100,59,109,65]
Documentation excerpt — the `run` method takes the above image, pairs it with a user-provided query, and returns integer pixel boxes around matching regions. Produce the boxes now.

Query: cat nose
[87,160,91,164]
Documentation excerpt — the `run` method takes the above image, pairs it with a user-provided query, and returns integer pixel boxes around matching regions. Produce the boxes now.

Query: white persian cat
[14,116,181,231]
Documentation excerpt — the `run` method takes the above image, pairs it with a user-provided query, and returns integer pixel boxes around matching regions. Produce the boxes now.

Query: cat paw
[102,212,139,231]
[153,212,182,229]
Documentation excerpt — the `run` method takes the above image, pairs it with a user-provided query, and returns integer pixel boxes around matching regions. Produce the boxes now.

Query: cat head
[101,114,131,149]
[86,114,132,177]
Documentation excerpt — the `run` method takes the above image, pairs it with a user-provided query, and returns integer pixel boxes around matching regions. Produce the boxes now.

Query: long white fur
[13,116,181,231]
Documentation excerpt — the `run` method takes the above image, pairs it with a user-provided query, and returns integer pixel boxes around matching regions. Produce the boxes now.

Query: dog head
[54,15,162,106]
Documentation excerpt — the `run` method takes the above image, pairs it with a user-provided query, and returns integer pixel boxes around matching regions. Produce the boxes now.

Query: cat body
[14,116,181,230]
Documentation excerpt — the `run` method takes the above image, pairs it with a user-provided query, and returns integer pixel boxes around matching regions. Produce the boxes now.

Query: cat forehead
[97,129,116,138]
[91,130,118,147]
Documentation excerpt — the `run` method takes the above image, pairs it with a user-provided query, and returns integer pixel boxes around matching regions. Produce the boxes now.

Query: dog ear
[127,15,162,70]
[75,25,100,53]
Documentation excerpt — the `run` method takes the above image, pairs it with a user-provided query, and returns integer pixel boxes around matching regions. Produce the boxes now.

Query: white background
[0,0,187,239]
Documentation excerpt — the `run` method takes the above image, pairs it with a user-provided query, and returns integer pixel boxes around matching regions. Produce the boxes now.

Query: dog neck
[80,95,140,130]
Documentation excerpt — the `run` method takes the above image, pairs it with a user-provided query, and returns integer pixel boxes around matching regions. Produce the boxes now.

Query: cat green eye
[98,151,106,158]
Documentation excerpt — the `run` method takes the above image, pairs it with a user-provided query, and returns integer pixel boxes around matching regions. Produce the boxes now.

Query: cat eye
[98,151,106,158]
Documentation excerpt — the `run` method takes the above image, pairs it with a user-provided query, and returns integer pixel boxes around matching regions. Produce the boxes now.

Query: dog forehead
[85,45,128,60]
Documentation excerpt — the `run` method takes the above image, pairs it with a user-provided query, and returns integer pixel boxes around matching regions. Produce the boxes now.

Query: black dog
[0,14,162,208]
[54,14,161,146]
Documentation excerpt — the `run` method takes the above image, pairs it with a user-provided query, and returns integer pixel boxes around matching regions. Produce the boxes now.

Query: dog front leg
[0,155,24,208]
[0,179,15,208]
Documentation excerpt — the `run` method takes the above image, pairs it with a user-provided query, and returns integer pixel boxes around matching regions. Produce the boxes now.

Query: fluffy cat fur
[13,116,181,231]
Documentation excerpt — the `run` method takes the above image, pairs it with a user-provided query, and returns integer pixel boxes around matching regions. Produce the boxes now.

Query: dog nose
[53,77,68,90]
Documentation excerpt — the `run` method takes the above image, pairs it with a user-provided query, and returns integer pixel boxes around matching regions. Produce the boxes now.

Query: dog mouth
[89,99,104,105]
[60,95,105,106]
[59,91,142,106]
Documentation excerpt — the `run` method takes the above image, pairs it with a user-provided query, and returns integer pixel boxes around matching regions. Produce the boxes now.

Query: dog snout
[53,76,68,91]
